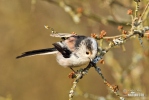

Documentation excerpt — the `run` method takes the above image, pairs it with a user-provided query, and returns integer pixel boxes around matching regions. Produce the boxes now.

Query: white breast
[56,53,90,68]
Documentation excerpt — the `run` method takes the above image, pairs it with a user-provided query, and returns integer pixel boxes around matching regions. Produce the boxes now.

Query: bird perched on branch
[16,32,98,68]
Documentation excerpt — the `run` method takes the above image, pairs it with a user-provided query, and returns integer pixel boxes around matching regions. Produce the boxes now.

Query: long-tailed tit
[16,33,98,68]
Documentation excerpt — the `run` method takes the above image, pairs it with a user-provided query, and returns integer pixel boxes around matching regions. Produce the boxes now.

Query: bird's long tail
[16,48,57,59]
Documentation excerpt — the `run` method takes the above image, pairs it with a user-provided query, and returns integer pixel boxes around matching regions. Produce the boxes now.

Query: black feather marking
[53,43,72,58]
[16,48,57,59]
[73,36,87,47]
[73,36,93,51]
[85,38,93,51]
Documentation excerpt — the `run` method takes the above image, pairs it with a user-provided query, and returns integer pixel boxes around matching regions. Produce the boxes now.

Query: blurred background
[0,0,149,100]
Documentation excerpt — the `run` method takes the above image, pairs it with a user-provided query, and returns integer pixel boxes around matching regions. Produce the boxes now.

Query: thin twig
[139,1,149,21]
[69,73,82,100]
[135,2,139,17]
[93,63,125,100]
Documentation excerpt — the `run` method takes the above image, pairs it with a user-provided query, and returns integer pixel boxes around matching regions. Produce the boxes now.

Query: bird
[16,32,98,68]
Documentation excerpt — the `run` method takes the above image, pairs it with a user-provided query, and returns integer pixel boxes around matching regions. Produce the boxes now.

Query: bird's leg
[69,67,77,73]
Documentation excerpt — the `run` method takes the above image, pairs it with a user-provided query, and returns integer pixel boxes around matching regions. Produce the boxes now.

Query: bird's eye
[86,51,89,55]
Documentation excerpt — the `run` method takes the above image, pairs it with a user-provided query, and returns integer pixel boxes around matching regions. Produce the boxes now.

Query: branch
[69,58,125,100]
[139,1,149,21]
[69,63,92,100]
[46,0,129,25]
[93,64,125,100]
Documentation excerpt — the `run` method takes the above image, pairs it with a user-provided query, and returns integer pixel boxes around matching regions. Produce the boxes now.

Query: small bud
[112,85,119,92]
[91,33,97,38]
[68,72,76,79]
[76,7,83,13]
[106,38,111,41]
[127,9,133,15]
[99,59,105,64]
[71,32,77,35]
[122,30,127,34]
[99,30,107,38]
[104,81,111,87]
[117,26,123,31]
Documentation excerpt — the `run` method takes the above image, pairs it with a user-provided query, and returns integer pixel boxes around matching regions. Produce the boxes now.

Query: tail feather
[16,48,57,59]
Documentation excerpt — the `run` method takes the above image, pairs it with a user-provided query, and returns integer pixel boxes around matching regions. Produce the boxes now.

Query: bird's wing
[52,43,72,58]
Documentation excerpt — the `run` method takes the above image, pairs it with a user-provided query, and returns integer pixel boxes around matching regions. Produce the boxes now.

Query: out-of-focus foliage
[0,0,148,100]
